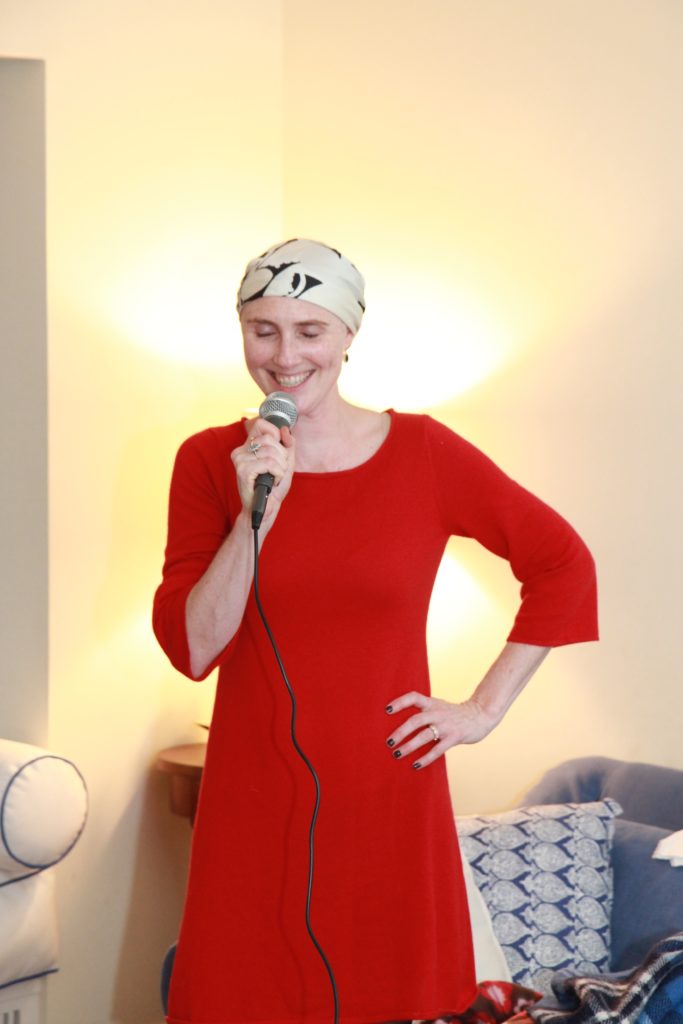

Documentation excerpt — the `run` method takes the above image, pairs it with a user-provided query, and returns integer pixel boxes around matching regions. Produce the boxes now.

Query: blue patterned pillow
[456,799,621,993]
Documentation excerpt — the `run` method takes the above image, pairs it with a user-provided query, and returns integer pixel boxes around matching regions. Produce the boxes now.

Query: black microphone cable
[251,523,340,1024]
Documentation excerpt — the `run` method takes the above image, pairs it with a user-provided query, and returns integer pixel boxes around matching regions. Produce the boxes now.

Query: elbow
[186,632,238,681]
[572,538,599,610]
[554,525,598,594]
[186,619,242,679]
[183,585,210,679]
[187,642,212,681]
[184,585,241,680]
[153,588,211,681]
[184,594,218,680]
[512,531,599,646]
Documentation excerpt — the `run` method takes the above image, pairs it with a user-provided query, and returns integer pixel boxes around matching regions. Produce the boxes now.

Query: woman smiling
[153,238,598,1024]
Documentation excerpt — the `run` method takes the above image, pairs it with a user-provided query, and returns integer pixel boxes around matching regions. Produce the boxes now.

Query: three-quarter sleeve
[424,416,598,646]
[153,429,240,679]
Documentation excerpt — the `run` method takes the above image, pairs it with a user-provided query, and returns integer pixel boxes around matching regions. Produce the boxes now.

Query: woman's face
[240,296,353,417]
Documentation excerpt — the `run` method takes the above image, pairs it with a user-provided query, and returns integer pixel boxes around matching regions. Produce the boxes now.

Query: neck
[294,396,356,449]
[288,396,389,473]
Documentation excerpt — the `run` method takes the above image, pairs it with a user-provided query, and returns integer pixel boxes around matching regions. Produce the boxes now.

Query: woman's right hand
[231,418,296,531]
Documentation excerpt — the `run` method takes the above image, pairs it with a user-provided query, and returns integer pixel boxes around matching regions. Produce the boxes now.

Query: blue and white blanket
[528,933,683,1024]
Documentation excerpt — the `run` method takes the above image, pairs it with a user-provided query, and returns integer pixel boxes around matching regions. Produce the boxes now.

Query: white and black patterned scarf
[237,238,366,333]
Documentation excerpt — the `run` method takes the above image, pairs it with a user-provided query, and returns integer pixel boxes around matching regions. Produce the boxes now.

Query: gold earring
[344,351,349,363]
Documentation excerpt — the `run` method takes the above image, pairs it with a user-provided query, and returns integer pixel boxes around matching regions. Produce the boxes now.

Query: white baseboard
[0,976,47,1024]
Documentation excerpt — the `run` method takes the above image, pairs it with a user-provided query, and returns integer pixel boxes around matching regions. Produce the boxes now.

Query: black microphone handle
[251,393,297,531]
[252,472,275,530]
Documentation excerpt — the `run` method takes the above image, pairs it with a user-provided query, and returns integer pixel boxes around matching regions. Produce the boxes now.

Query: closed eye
[246,319,328,340]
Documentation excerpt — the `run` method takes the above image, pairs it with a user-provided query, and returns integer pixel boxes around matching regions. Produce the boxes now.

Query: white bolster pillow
[0,870,59,988]
[0,740,88,874]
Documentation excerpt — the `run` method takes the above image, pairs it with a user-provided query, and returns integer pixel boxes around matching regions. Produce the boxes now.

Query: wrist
[234,508,255,536]
[467,694,503,730]
[236,504,276,543]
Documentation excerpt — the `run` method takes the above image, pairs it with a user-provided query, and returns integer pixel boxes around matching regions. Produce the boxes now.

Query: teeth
[274,372,311,386]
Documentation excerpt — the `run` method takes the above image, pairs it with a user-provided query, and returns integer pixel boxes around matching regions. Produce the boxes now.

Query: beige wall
[4,4,283,1023]
[282,0,683,812]
[3,1,682,1021]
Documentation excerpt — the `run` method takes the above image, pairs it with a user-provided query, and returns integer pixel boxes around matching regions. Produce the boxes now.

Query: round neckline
[241,409,396,479]
[295,409,395,478]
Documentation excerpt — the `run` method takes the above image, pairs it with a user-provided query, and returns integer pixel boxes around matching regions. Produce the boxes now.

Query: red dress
[153,411,598,1024]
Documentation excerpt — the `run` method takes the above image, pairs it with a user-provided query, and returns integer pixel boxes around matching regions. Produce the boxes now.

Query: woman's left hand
[384,692,498,770]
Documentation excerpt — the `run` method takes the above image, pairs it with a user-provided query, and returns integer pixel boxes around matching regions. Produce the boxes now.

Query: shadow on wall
[111,766,190,1023]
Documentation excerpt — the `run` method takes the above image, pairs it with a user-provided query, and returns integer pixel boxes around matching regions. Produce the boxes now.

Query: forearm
[469,641,550,728]
[185,510,257,678]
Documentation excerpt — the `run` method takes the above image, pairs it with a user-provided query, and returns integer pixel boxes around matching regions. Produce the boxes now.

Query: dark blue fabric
[160,943,176,1015]
[612,819,683,972]
[639,973,683,1024]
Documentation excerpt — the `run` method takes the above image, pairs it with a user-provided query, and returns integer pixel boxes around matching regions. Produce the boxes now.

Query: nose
[272,332,301,368]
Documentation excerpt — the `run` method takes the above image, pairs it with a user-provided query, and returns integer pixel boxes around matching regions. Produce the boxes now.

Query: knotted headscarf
[237,238,366,333]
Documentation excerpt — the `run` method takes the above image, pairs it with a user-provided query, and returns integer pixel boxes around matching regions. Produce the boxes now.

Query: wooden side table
[156,742,206,825]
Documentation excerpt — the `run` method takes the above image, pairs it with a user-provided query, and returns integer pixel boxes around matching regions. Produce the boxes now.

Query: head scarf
[237,238,366,333]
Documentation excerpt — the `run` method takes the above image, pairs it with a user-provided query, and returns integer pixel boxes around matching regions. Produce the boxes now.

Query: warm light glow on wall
[102,240,242,367]
[272,260,507,411]
[101,244,512,392]
[426,551,495,657]
[339,268,510,412]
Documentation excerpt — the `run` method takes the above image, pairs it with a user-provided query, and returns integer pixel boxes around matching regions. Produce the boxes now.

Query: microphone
[252,391,298,529]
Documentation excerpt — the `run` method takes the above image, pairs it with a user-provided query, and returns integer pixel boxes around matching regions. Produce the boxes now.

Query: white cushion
[0,740,88,874]
[461,847,512,982]
[0,870,58,988]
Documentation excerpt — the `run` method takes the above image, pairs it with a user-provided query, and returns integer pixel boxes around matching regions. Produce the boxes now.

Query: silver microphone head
[258,391,298,430]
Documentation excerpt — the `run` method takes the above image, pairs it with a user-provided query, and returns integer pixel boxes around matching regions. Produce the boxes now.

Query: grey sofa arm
[521,756,683,832]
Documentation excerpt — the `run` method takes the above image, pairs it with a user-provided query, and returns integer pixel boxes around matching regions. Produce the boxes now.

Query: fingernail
[386,738,395,747]
[412,762,422,770]
[385,705,393,714]
[392,750,402,759]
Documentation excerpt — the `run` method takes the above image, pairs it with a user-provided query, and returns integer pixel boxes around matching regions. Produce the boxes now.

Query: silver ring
[428,724,439,742]
[248,439,262,454]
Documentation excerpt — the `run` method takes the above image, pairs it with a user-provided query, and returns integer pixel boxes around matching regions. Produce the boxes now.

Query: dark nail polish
[385,705,393,714]
[392,749,402,759]
[386,738,395,747]
[412,762,422,770]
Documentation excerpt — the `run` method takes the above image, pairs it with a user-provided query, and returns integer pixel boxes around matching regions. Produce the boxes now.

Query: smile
[272,371,313,388]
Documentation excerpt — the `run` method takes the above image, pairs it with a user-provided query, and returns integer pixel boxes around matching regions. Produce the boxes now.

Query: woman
[153,238,598,1024]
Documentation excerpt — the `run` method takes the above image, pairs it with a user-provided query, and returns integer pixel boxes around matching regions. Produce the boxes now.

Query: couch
[0,739,88,1020]
[457,756,683,995]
